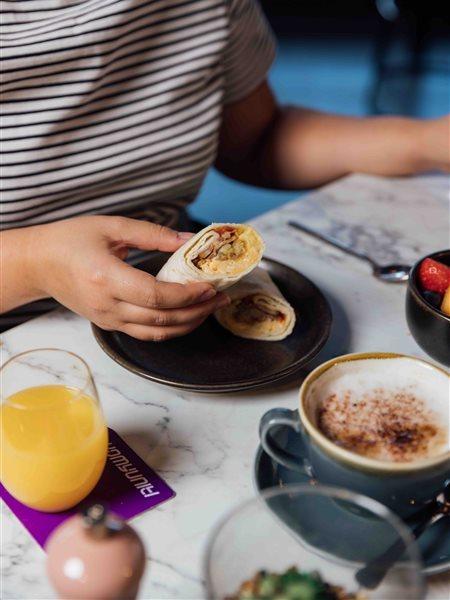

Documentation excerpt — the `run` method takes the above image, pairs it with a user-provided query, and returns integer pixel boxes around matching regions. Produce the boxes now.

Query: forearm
[217,82,449,189]
[0,227,48,313]
[261,108,441,189]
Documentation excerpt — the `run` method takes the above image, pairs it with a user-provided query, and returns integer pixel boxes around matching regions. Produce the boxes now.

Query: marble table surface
[1,174,449,600]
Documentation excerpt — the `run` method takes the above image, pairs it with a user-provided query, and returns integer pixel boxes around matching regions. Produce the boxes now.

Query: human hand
[30,216,229,340]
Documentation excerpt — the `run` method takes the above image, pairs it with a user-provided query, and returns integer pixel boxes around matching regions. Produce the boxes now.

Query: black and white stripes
[1,0,275,229]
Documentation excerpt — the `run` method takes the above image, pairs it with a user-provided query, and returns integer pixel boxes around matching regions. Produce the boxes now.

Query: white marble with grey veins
[1,174,449,599]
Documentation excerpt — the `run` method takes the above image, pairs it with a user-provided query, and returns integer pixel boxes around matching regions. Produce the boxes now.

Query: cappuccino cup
[260,353,450,517]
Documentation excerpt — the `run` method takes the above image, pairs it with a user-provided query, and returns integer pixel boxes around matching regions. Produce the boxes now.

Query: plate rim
[92,256,332,393]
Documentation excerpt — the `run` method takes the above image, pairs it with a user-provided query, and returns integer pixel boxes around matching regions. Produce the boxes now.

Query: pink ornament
[46,505,146,600]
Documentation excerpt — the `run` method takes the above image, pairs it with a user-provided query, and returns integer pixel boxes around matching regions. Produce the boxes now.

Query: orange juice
[1,385,108,512]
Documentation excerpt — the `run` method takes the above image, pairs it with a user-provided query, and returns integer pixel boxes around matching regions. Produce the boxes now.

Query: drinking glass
[204,484,425,599]
[1,349,108,512]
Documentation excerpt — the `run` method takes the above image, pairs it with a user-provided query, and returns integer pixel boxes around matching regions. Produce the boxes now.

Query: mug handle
[259,408,313,475]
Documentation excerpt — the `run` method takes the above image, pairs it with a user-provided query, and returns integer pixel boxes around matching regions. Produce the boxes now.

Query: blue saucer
[254,428,450,575]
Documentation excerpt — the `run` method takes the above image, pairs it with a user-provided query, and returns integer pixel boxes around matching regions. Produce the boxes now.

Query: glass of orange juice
[1,349,108,512]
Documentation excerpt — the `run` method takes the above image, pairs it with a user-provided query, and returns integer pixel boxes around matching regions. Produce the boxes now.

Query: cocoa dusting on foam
[318,389,447,462]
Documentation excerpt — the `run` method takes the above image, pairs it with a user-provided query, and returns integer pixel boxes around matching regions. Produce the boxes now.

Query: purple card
[0,429,175,548]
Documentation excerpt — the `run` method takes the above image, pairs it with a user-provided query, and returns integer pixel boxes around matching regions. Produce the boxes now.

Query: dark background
[261,0,450,38]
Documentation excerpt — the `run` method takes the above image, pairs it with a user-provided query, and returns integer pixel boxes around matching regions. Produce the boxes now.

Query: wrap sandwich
[215,267,296,341]
[157,223,264,290]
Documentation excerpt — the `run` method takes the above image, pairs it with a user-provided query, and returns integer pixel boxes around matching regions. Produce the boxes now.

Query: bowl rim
[408,249,450,324]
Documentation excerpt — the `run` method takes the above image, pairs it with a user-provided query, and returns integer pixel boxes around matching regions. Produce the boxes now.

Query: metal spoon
[355,482,450,589]
[288,220,411,283]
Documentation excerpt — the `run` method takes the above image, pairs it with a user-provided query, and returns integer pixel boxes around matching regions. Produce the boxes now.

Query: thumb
[111,217,193,252]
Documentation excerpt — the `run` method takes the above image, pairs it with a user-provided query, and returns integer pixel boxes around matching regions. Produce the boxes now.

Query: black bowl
[406,249,450,366]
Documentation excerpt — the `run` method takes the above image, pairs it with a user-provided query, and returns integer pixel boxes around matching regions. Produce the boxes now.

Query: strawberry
[418,258,450,294]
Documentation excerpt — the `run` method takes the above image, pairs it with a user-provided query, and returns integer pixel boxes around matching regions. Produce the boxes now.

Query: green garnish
[227,567,362,600]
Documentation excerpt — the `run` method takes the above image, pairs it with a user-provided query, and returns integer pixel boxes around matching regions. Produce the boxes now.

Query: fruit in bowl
[418,258,450,314]
[406,250,450,366]
[442,287,450,316]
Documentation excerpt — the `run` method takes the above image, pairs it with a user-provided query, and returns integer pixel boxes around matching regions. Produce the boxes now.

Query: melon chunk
[441,286,450,316]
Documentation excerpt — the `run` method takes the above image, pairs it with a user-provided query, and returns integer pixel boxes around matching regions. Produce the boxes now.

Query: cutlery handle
[288,221,377,267]
[355,500,441,590]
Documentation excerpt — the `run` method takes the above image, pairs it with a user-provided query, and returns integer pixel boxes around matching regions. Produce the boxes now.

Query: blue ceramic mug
[260,353,450,518]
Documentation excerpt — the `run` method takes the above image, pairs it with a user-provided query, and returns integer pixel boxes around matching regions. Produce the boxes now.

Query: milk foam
[306,357,450,460]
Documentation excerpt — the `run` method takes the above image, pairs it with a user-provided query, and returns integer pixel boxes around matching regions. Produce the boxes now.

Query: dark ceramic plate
[92,255,332,393]
[254,428,450,575]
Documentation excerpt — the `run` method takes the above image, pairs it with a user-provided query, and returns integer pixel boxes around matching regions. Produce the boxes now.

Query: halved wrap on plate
[215,267,296,341]
[156,223,264,290]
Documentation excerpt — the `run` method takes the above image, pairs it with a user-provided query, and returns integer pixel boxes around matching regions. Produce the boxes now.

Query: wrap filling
[232,295,286,325]
[192,226,246,270]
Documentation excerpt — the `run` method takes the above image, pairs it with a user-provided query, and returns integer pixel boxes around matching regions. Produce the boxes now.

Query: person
[1,0,448,339]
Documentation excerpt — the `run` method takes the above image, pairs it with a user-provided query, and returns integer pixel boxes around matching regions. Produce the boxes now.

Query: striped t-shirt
[1,0,276,230]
